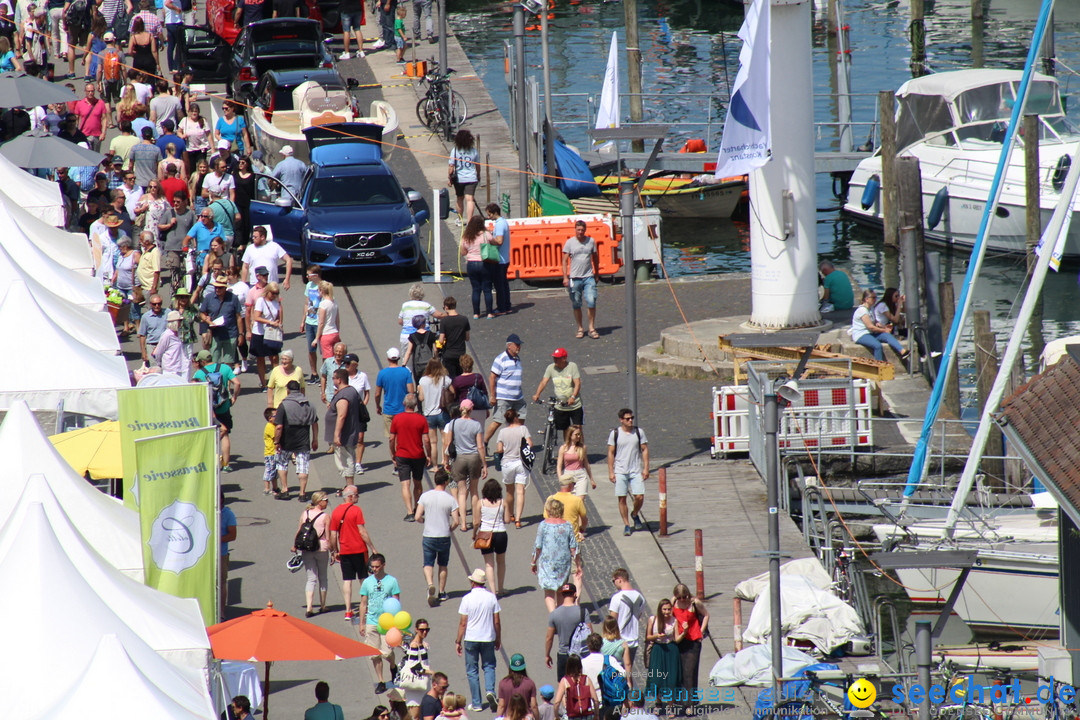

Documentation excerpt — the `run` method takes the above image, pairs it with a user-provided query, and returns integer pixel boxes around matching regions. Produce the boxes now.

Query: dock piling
[658,467,668,537]
[694,529,705,601]
[733,597,743,652]
[879,91,898,249]
[916,620,931,720]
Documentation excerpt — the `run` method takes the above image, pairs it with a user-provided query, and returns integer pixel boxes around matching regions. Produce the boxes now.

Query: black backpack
[410,331,436,378]
[294,511,324,552]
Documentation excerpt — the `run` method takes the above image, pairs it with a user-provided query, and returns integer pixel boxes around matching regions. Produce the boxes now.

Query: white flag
[715,0,771,177]
[594,32,619,149]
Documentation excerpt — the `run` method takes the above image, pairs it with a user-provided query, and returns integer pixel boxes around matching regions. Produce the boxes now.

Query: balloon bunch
[377,597,413,647]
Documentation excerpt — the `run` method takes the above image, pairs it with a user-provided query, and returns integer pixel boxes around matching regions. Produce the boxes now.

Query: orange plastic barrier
[506,215,623,280]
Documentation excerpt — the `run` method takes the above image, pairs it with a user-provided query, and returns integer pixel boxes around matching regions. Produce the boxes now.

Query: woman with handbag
[460,216,494,319]
[671,583,709,700]
[292,492,330,617]
[250,282,284,389]
[398,619,434,719]
[552,655,598,720]
[418,357,451,459]
[475,478,507,595]
[112,236,140,335]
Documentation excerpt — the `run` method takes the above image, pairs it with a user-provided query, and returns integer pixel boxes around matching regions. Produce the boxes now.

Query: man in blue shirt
[486,203,512,314]
[271,145,307,198]
[484,333,525,446]
[375,346,415,437]
[199,275,242,365]
[155,118,187,158]
[184,207,224,270]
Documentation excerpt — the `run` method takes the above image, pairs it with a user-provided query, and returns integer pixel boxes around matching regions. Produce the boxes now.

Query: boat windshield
[308,175,404,207]
[954,80,1061,126]
[895,94,952,149]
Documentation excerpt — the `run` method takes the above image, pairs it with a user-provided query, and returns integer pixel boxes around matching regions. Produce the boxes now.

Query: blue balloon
[382,597,402,615]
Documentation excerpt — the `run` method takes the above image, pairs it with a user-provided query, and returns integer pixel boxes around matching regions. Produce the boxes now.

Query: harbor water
[450,0,1080,414]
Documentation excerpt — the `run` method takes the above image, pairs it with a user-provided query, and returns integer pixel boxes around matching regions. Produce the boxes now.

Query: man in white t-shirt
[416,468,460,607]
[456,568,501,713]
[608,568,645,667]
[241,225,292,288]
[606,408,649,537]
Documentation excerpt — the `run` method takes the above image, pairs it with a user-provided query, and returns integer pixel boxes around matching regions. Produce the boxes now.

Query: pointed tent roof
[0,404,141,578]
[0,280,119,354]
[0,156,64,227]
[0,191,92,272]
[0,498,210,715]
[0,214,103,309]
[26,634,215,720]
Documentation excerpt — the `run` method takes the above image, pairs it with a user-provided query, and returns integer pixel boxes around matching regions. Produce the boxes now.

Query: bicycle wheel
[448,90,468,126]
[415,97,438,130]
[541,420,557,475]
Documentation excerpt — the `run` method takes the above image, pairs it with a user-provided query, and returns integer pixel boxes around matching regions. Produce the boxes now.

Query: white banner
[715,0,771,177]
[594,32,620,150]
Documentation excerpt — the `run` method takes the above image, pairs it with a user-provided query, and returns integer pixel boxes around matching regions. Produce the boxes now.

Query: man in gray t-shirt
[562,220,600,339]
[544,583,590,680]
[129,127,163,187]
[607,408,650,537]
[416,469,460,605]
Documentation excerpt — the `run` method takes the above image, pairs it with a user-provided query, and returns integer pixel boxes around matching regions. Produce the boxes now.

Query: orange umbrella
[208,601,380,719]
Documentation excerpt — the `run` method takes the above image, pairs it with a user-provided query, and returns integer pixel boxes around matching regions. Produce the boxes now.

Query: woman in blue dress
[531,497,579,612]
[214,100,251,157]
[83,12,107,81]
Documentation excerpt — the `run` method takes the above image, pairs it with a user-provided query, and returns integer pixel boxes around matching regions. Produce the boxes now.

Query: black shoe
[404,513,415,522]
[486,691,498,712]
[633,514,646,531]
[375,682,387,694]
[298,493,309,503]
[438,592,449,603]
[390,663,399,683]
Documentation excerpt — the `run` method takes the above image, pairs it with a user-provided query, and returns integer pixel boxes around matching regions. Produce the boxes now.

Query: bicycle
[774,668,891,720]
[415,66,468,140]
[533,397,560,476]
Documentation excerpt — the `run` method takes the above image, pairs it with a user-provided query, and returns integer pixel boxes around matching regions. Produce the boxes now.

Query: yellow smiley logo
[847,678,877,708]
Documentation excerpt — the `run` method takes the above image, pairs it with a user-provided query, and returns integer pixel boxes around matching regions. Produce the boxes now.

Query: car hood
[306,203,416,235]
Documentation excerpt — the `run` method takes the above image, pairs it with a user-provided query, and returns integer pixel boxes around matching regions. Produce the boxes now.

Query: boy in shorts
[262,406,277,494]
[394,5,406,63]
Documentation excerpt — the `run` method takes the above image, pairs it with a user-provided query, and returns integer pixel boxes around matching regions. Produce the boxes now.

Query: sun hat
[194,350,212,363]
[467,568,487,585]
[166,310,182,322]
[211,274,228,287]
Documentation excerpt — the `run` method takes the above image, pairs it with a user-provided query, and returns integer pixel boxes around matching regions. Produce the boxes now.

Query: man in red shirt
[159,163,187,204]
[73,83,110,153]
[389,393,432,523]
[329,485,377,622]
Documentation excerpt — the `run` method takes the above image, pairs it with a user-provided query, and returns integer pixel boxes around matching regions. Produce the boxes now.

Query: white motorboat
[872,511,1060,636]
[844,69,1080,257]
[250,80,399,164]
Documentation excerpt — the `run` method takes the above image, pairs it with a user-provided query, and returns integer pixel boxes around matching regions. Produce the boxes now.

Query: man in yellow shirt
[546,474,587,540]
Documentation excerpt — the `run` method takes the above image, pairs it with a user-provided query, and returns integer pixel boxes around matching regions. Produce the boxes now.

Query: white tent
[0,280,119,355]
[0,155,64,226]
[0,286,129,417]
[0,218,103,309]
[0,403,142,579]
[0,500,211,714]
[1,191,92,272]
[27,634,215,720]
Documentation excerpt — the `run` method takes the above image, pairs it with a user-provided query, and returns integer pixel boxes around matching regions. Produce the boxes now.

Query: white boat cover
[708,645,819,687]
[0,404,142,579]
[0,280,118,354]
[735,557,833,600]
[741,574,866,653]
[2,191,92,272]
[27,634,215,720]
[0,501,210,714]
[0,159,64,227]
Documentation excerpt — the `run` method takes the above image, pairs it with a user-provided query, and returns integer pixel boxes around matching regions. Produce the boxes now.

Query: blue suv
[249,123,429,271]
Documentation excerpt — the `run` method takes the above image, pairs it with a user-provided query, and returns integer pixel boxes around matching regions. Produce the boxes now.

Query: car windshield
[309,175,404,207]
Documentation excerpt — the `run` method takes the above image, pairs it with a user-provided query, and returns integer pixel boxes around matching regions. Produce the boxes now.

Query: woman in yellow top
[266,347,305,408]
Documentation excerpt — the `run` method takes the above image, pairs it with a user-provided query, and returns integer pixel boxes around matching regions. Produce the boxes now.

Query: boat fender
[678,138,708,153]
[927,187,949,230]
[1053,154,1072,193]
[860,174,881,210]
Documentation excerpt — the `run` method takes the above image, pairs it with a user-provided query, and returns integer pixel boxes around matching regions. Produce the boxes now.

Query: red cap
[551,347,568,358]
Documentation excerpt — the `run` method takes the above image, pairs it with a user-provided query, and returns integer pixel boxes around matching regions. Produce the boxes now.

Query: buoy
[927,186,948,230]
[678,138,707,153]
[860,174,880,210]
[1053,154,1071,193]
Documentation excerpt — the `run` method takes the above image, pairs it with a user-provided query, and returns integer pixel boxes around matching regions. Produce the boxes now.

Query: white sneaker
[357,50,366,58]
[372,39,386,49]
[339,51,351,60]
[355,464,365,475]
[240,361,248,373]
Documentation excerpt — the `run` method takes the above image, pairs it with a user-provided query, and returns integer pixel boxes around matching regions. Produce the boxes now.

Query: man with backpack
[579,633,627,720]
[606,408,650,537]
[545,583,592,681]
[192,349,241,472]
[274,380,319,501]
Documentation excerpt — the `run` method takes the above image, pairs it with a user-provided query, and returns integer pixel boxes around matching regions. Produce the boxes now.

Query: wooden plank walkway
[648,459,815,711]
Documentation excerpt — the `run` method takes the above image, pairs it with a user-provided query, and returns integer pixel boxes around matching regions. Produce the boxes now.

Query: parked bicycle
[416,66,468,141]
[775,668,891,720]
[533,397,559,476]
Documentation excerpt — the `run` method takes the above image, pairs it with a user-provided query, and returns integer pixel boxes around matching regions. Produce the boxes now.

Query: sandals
[588,329,600,339]
[575,329,585,339]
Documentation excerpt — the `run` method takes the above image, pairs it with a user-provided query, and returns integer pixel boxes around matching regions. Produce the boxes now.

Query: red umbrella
[208,601,380,719]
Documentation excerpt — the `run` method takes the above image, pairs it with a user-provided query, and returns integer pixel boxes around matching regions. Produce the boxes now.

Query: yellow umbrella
[48,421,123,480]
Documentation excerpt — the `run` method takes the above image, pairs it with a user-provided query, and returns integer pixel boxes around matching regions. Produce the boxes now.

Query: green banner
[118,384,211,510]
[135,427,219,626]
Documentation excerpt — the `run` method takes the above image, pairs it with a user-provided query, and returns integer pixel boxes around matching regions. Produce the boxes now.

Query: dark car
[249,123,430,272]
[182,19,335,105]
[252,68,358,116]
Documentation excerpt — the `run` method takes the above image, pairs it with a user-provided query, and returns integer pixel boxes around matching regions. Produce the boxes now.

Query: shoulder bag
[261,300,284,343]
[473,500,501,550]
[480,241,501,263]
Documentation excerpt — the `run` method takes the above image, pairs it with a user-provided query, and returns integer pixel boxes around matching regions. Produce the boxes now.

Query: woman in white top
[313,280,340,359]
[202,157,236,202]
[496,408,532,528]
[397,282,445,355]
[250,282,283,388]
[417,358,451,456]
[477,478,508,595]
[850,289,907,362]
[292,491,331,617]
[178,103,210,172]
